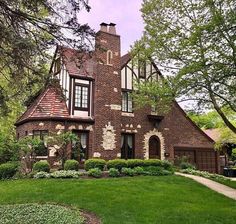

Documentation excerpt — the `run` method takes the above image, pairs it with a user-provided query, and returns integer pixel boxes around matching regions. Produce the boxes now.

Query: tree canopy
[133,0,236,133]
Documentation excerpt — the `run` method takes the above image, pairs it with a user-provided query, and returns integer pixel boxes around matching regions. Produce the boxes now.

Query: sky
[77,0,144,55]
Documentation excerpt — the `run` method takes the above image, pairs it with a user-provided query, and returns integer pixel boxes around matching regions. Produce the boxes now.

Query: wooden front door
[149,136,160,159]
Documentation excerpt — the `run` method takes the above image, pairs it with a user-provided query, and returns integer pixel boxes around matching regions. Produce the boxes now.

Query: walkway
[176,172,236,200]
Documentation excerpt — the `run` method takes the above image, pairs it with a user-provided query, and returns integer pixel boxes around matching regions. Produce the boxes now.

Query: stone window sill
[122,112,134,117]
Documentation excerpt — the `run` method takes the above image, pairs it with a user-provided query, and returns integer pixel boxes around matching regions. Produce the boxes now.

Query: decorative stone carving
[93,152,101,158]
[86,125,93,131]
[143,129,165,160]
[78,125,83,130]
[137,125,141,129]
[130,124,133,128]
[68,125,76,130]
[101,122,116,150]
[39,122,44,126]
[113,71,118,74]
[113,88,118,92]
[55,124,65,130]
[125,124,129,128]
[49,146,58,157]
[117,153,121,158]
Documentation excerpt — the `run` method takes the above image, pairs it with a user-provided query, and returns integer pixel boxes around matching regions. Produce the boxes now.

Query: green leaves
[133,0,236,133]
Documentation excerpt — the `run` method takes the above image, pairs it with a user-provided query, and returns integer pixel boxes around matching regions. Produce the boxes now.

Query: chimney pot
[100,22,108,32]
[108,23,116,34]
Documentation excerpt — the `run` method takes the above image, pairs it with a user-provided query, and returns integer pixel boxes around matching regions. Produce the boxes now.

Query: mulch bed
[81,210,101,224]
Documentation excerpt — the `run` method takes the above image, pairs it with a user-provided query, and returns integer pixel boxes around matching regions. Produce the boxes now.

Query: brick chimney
[99,22,117,35]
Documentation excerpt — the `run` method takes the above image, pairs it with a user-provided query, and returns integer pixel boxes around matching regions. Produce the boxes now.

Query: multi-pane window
[121,134,134,159]
[32,130,48,156]
[72,132,88,162]
[122,91,132,112]
[74,84,89,110]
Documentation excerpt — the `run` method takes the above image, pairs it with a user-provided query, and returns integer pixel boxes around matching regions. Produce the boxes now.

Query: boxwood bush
[64,159,79,171]
[126,159,145,168]
[107,159,127,171]
[0,162,19,179]
[121,167,136,176]
[143,166,165,176]
[33,160,50,173]
[142,159,163,167]
[133,166,145,175]
[108,168,120,177]
[88,168,102,178]
[84,159,106,171]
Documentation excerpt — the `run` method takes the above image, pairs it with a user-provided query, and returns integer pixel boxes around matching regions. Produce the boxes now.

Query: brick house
[15,23,219,173]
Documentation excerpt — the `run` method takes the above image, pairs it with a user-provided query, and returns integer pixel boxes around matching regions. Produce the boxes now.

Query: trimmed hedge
[84,159,106,171]
[107,159,127,171]
[33,160,50,173]
[64,160,79,171]
[126,159,145,168]
[0,162,19,179]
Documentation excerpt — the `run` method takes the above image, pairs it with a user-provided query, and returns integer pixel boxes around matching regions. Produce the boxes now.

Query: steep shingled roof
[59,46,96,78]
[15,85,69,125]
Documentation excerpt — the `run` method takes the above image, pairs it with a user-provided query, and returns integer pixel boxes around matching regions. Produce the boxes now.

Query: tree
[46,131,79,169]
[188,108,235,129]
[0,0,94,114]
[133,0,236,133]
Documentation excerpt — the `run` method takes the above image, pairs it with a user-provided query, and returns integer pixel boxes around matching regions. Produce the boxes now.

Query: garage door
[174,148,217,173]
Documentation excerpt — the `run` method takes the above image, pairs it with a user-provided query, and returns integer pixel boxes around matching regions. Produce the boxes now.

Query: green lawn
[0,175,236,224]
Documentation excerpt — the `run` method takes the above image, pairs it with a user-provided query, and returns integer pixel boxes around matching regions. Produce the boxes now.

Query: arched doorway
[149,136,161,159]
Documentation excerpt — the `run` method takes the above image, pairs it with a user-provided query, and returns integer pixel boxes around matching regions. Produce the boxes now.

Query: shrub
[126,159,145,168]
[231,148,236,161]
[143,166,165,176]
[0,162,19,179]
[84,159,106,171]
[107,159,127,171]
[50,170,80,178]
[33,160,50,173]
[161,160,173,171]
[64,160,79,171]
[143,159,163,167]
[121,167,136,176]
[180,162,195,170]
[108,168,120,177]
[88,168,102,178]
[133,166,144,175]
[34,171,50,179]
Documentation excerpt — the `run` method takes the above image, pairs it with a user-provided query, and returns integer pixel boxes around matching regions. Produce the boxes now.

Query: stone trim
[143,128,165,160]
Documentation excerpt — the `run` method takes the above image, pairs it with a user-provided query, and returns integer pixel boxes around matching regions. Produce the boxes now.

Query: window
[122,91,133,112]
[139,60,146,78]
[107,50,113,65]
[121,134,134,159]
[72,132,88,162]
[74,84,89,110]
[32,130,48,156]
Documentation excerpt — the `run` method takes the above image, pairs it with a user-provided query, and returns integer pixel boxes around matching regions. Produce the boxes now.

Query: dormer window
[107,50,113,65]
[74,84,89,111]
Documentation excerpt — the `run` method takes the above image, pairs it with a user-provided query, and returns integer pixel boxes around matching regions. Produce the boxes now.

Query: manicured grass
[0,176,236,224]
